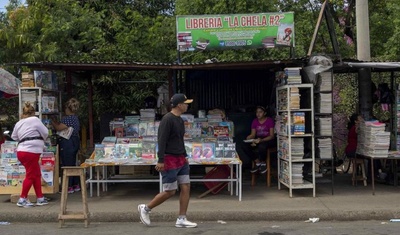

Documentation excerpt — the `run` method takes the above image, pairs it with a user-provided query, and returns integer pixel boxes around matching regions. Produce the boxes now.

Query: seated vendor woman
[245,106,276,174]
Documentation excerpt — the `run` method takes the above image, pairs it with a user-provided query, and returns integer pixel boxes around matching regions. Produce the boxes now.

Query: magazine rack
[276,83,316,197]
[0,147,59,195]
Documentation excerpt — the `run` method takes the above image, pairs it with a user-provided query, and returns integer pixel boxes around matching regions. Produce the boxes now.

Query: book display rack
[313,71,334,194]
[0,72,60,195]
[276,82,316,197]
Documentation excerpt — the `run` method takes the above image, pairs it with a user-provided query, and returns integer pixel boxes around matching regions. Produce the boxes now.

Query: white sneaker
[138,204,151,226]
[16,198,34,208]
[175,218,197,228]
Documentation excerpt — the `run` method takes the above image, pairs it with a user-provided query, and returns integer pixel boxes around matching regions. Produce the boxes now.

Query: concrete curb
[1,210,400,223]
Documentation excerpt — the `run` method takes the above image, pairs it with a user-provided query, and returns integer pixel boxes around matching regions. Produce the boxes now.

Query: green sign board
[176,12,294,52]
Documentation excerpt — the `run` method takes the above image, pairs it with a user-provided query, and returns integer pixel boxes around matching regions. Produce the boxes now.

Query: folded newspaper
[57,127,74,140]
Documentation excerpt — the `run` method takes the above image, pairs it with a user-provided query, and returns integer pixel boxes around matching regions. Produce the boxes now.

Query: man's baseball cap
[171,93,193,107]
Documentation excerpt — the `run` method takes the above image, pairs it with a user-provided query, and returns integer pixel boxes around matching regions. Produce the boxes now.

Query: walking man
[138,93,197,228]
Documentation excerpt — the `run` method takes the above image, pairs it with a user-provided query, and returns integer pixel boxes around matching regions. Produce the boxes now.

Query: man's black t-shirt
[157,112,187,163]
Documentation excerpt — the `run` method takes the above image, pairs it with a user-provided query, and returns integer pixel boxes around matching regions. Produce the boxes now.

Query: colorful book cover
[224,143,237,158]
[146,122,157,136]
[18,166,26,185]
[222,121,235,136]
[34,70,53,89]
[138,122,148,137]
[198,122,209,136]
[40,153,54,186]
[191,142,203,160]
[40,152,55,171]
[215,143,224,158]
[0,171,7,186]
[184,142,193,158]
[202,142,215,159]
[141,141,156,160]
[94,144,105,160]
[125,123,139,137]
[104,146,116,159]
[184,122,193,138]
[7,170,12,185]
[213,126,229,137]
[11,170,19,186]
[154,121,160,135]
[128,143,142,159]
[114,144,130,158]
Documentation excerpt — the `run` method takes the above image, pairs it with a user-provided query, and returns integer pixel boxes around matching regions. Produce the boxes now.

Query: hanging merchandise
[0,68,21,98]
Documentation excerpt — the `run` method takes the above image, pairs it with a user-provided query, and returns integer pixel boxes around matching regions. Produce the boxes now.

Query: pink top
[251,117,274,138]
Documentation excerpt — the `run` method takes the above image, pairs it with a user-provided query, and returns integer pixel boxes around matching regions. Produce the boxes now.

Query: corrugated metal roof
[11,57,308,71]
[11,57,400,73]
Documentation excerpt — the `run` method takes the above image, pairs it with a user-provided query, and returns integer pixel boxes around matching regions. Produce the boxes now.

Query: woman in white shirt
[12,102,49,207]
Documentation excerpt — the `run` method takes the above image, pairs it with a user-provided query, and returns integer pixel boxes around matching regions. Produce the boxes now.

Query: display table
[356,152,400,195]
[81,155,242,201]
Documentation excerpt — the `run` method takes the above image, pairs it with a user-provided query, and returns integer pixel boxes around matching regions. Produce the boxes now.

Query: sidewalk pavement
[1,173,400,223]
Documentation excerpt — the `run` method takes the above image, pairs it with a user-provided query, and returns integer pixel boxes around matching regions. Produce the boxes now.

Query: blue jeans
[59,136,80,187]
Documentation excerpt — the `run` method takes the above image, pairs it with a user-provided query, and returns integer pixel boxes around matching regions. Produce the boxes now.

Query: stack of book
[21,72,35,87]
[315,117,332,136]
[140,109,156,122]
[290,138,304,161]
[357,121,390,157]
[291,112,305,135]
[316,138,332,160]
[207,114,223,123]
[315,93,332,113]
[289,87,300,109]
[284,67,302,84]
[315,72,332,92]
[292,163,304,184]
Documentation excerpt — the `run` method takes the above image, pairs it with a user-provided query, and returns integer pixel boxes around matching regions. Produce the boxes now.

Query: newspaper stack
[284,67,302,84]
[357,121,390,157]
[292,163,304,184]
[315,72,332,92]
[315,117,332,136]
[316,138,332,160]
[315,93,332,113]
[290,138,304,161]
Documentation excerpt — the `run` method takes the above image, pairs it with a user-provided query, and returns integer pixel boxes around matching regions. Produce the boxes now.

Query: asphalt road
[0,220,399,235]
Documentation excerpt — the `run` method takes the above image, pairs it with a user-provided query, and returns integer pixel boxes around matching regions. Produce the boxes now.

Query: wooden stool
[352,158,367,186]
[251,147,277,187]
[59,166,90,228]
